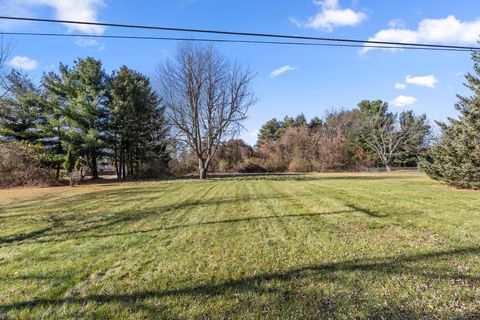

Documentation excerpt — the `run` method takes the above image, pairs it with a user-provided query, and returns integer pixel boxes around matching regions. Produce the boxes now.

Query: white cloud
[269,65,296,79]
[75,37,106,50]
[392,95,417,107]
[362,15,480,53]
[405,75,438,88]
[8,56,38,71]
[0,1,31,29]
[292,0,367,32]
[394,82,406,90]
[3,0,106,35]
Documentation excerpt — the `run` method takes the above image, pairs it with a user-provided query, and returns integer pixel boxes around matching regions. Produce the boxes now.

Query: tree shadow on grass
[344,204,388,218]
[84,209,356,239]
[0,187,394,246]
[0,209,356,246]
[3,198,396,246]
[1,246,478,317]
[0,186,318,246]
[0,215,64,245]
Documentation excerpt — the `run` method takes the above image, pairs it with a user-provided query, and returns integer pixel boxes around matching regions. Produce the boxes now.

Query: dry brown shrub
[0,142,56,188]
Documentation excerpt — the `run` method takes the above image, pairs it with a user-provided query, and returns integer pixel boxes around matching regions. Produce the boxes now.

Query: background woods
[1,40,479,189]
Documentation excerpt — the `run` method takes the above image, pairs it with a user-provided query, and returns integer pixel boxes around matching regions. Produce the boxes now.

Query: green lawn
[1,173,479,319]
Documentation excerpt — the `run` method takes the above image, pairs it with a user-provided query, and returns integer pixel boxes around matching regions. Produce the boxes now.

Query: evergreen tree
[43,57,109,179]
[109,66,169,178]
[421,52,480,189]
[396,111,430,166]
[256,118,282,147]
[0,70,45,143]
[308,116,323,130]
[37,94,66,180]
[293,113,307,127]
[282,116,295,129]
[358,99,390,117]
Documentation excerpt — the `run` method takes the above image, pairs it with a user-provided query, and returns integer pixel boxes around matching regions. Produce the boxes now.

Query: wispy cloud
[2,0,106,35]
[362,15,480,53]
[75,37,106,50]
[292,0,367,32]
[388,19,406,29]
[392,95,417,107]
[394,82,406,90]
[8,56,38,71]
[269,65,296,79]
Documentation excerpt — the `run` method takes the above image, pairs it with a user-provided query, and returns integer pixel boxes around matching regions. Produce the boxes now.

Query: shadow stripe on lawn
[1,246,479,312]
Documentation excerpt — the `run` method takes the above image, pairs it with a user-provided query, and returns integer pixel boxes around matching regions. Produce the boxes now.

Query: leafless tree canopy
[358,115,425,171]
[0,34,13,97]
[157,42,256,179]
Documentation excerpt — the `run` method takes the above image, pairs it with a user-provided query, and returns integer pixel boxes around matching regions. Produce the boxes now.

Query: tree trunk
[55,163,61,180]
[69,172,74,187]
[114,138,120,179]
[199,159,207,179]
[122,157,126,180]
[129,156,134,177]
[91,152,99,179]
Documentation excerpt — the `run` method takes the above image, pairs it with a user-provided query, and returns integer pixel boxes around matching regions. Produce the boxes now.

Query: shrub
[233,158,267,173]
[288,157,312,172]
[0,142,56,188]
[217,159,230,173]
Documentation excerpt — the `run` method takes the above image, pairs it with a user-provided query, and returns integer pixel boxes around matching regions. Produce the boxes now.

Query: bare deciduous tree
[358,114,428,171]
[0,34,13,97]
[158,42,256,179]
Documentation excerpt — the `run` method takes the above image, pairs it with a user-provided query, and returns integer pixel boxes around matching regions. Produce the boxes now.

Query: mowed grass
[0,173,479,319]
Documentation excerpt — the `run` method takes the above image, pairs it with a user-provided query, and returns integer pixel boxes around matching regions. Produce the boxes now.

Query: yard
[1,172,479,319]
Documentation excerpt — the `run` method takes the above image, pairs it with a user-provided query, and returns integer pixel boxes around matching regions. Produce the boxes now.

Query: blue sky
[1,0,480,145]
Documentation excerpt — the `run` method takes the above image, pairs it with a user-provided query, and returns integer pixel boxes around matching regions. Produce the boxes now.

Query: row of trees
[1,40,479,189]
[255,101,431,171]
[0,57,169,184]
[0,42,256,183]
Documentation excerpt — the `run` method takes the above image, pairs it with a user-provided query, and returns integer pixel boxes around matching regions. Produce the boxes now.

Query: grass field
[1,172,479,319]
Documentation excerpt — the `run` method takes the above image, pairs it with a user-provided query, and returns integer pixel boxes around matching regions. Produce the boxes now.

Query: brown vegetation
[0,142,56,188]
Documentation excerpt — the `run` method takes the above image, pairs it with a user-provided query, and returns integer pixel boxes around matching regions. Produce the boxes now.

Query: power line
[0,16,479,51]
[0,32,473,52]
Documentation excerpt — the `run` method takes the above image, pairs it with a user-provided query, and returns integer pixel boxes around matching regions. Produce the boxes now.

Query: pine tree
[108,66,169,178]
[43,57,109,179]
[395,111,430,166]
[0,70,45,143]
[256,118,282,147]
[293,113,307,127]
[421,52,480,189]
[37,95,66,180]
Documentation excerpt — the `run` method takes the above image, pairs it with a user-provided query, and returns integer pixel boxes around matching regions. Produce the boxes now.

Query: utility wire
[0,32,473,52]
[0,16,479,51]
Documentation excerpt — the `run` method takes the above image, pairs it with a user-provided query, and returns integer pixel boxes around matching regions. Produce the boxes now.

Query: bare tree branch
[0,34,14,98]
[157,42,256,179]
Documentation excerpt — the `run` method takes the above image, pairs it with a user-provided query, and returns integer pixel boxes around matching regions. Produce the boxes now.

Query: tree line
[1,57,169,185]
[218,100,430,173]
[1,41,479,189]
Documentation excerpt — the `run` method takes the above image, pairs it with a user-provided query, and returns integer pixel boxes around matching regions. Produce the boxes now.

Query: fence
[356,167,420,173]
